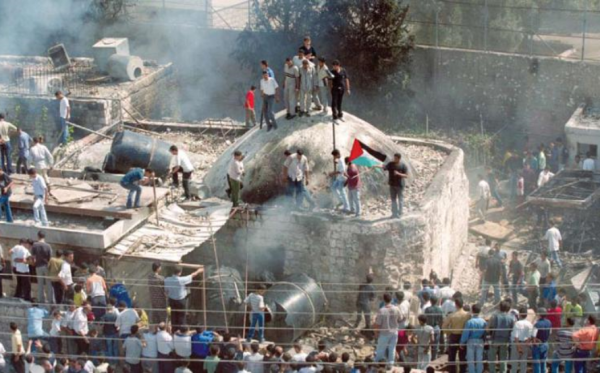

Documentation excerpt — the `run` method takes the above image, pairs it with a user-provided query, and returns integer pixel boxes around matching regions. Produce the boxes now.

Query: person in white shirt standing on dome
[169,145,194,201]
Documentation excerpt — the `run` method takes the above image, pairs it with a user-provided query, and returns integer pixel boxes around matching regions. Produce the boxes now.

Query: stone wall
[188,138,470,311]
[411,46,600,145]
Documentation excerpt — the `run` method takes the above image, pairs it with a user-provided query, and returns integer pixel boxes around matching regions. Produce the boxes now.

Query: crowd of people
[243,37,351,131]
[226,148,409,218]
[0,225,598,373]
[475,138,597,222]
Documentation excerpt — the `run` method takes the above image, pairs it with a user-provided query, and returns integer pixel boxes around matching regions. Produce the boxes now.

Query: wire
[5,271,593,289]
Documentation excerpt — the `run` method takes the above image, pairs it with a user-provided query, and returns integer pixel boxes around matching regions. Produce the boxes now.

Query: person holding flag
[349,139,408,218]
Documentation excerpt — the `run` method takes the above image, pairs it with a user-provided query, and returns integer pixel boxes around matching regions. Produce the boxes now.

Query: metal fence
[406,0,600,62]
[0,63,98,97]
[129,0,252,30]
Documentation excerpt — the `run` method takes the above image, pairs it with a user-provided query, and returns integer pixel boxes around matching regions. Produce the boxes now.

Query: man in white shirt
[328,149,349,213]
[537,166,555,187]
[283,58,300,120]
[58,250,74,303]
[28,137,54,186]
[156,322,174,373]
[284,149,316,210]
[10,240,32,300]
[115,301,140,338]
[245,285,267,343]
[142,326,159,373]
[55,91,70,145]
[227,151,245,208]
[72,302,92,354]
[582,152,595,171]
[244,342,264,373]
[169,145,194,201]
[544,221,563,268]
[259,70,279,131]
[173,327,192,360]
[477,174,491,222]
[28,168,49,226]
[510,306,534,373]
[0,113,17,174]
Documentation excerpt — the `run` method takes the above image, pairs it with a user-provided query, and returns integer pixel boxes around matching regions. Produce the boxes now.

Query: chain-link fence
[406,0,600,62]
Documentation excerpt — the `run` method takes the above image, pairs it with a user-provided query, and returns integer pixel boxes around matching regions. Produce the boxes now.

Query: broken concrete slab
[50,182,98,204]
[469,221,514,241]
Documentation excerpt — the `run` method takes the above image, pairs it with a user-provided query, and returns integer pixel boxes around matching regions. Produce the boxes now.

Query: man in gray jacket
[283,58,300,120]
[316,57,333,115]
[298,59,318,117]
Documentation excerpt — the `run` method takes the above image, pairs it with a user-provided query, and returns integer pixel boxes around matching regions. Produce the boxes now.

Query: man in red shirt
[345,157,361,217]
[244,85,256,128]
[546,299,562,332]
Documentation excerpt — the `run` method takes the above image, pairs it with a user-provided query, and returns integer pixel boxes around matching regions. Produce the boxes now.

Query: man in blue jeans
[0,167,13,222]
[374,293,404,368]
[329,149,350,213]
[460,304,487,373]
[532,308,552,373]
[383,153,409,219]
[119,168,152,209]
[245,284,267,342]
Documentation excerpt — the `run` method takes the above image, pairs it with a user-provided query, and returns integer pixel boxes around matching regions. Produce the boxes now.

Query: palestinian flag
[349,139,387,167]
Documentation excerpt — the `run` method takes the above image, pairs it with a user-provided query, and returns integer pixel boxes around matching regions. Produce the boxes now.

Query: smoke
[0,0,98,56]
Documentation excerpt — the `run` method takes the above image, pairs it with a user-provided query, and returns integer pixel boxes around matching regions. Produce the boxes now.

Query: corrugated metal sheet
[107,199,232,262]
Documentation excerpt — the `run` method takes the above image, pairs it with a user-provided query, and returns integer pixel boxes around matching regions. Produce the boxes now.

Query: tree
[317,0,414,89]
[257,0,321,35]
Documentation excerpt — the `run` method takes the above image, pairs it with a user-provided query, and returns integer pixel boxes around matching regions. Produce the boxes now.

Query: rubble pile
[298,325,374,361]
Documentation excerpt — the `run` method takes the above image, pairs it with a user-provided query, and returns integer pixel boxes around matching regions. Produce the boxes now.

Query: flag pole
[332,118,337,173]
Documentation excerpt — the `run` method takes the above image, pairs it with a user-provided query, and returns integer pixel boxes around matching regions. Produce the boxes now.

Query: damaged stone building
[0,38,471,345]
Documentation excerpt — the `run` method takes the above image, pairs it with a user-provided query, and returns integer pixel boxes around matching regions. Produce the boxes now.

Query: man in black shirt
[329,60,350,120]
[354,274,375,330]
[480,247,502,305]
[299,36,317,61]
[31,231,53,304]
[383,153,409,218]
[0,167,13,222]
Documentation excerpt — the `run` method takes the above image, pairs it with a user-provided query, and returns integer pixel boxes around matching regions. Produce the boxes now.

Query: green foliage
[258,0,321,35]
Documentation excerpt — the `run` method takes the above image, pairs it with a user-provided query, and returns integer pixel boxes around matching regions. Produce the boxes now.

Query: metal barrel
[264,273,327,343]
[203,266,245,332]
[103,130,172,177]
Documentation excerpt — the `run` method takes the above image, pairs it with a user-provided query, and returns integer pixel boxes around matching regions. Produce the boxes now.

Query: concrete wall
[0,298,37,348]
[411,46,600,145]
[189,138,470,311]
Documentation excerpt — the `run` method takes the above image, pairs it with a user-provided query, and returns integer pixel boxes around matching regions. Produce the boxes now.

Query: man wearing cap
[259,70,279,131]
[299,59,318,118]
[283,58,300,120]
